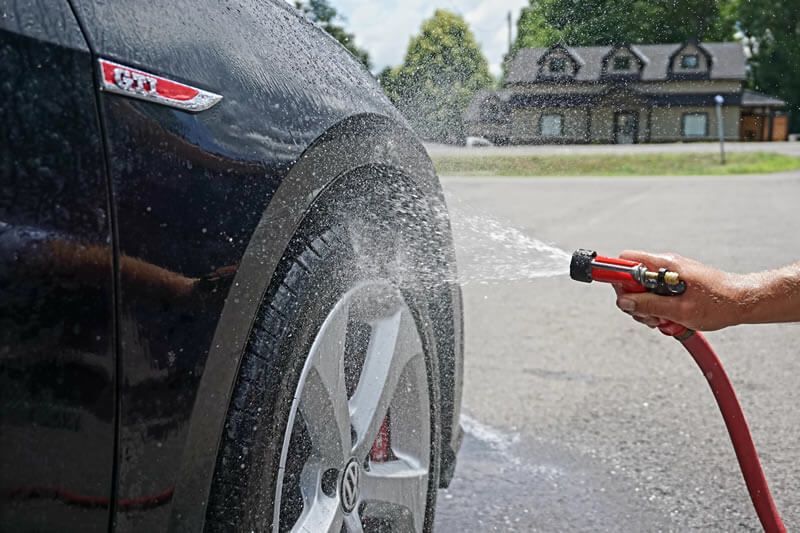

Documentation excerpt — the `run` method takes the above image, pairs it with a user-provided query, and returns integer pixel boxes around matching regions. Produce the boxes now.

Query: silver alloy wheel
[273,281,431,533]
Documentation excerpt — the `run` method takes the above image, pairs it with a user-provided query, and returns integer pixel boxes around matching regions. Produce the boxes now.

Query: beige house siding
[469,105,741,144]
[590,108,614,141]
[649,106,740,141]
[511,107,588,143]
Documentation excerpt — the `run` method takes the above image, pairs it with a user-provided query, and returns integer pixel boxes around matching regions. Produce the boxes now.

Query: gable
[667,41,712,79]
[601,45,645,78]
[536,45,581,80]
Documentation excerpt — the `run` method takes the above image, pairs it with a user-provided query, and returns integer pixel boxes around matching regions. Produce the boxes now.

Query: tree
[513,0,736,49]
[381,10,493,143]
[295,0,371,68]
[734,1,800,132]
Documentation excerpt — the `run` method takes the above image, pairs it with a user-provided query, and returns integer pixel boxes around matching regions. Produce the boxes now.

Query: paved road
[425,141,800,158]
[434,173,800,532]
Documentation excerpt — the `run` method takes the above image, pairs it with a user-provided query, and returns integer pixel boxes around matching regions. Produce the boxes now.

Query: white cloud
[326,0,530,77]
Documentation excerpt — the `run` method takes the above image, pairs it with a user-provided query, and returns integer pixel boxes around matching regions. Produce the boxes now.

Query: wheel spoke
[360,458,428,532]
[292,491,344,532]
[299,300,351,465]
[291,459,344,533]
[349,308,422,459]
[343,512,364,533]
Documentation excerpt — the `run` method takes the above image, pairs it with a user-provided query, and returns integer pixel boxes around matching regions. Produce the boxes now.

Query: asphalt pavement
[434,172,800,532]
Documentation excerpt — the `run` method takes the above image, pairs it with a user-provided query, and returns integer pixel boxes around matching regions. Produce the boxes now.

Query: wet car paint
[2,1,463,531]
[67,0,406,529]
[0,2,115,530]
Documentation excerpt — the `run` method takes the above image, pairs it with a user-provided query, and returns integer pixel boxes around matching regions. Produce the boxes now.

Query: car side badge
[98,58,222,112]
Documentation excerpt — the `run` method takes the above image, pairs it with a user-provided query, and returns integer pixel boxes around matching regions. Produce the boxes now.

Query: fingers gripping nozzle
[570,249,686,296]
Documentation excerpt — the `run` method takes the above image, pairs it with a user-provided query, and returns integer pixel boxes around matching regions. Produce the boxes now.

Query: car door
[0,1,116,531]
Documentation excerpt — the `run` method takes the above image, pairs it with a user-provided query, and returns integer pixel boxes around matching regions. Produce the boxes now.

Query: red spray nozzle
[570,249,686,296]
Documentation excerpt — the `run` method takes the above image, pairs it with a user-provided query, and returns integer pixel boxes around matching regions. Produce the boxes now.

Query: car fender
[169,113,463,531]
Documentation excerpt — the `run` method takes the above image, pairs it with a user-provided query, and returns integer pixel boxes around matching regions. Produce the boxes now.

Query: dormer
[668,40,712,80]
[601,44,645,79]
[536,44,581,81]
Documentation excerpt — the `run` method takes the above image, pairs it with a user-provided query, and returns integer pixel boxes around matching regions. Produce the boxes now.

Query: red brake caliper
[369,412,392,462]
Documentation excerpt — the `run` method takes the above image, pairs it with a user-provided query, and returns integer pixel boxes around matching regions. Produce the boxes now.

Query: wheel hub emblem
[340,459,360,513]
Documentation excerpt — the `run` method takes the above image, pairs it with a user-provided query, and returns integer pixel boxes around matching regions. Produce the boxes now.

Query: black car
[0,1,464,531]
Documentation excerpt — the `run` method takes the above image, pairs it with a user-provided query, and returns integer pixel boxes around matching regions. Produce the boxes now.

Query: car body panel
[0,1,116,530]
[67,0,462,530]
[1,1,463,530]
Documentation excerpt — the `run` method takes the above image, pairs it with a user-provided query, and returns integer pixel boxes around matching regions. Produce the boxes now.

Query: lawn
[431,151,800,177]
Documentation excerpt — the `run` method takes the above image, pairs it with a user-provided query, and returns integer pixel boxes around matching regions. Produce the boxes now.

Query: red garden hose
[571,249,786,532]
[670,325,786,533]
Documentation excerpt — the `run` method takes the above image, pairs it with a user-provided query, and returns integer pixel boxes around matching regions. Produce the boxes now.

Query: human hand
[614,250,749,331]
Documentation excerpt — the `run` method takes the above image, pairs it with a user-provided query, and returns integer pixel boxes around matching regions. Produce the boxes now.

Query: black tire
[205,171,444,532]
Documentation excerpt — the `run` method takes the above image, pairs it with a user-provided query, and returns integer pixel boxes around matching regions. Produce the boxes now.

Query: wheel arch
[168,113,463,531]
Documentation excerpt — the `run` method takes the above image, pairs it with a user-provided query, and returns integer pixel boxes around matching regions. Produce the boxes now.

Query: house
[465,41,788,144]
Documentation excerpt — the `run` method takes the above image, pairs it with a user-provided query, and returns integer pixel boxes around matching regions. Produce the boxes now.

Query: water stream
[445,196,571,285]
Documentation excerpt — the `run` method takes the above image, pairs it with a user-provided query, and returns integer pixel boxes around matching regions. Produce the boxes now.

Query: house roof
[741,89,786,107]
[506,42,746,83]
[463,89,513,122]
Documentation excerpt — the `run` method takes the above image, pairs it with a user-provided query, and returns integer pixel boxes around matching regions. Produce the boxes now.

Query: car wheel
[205,174,443,532]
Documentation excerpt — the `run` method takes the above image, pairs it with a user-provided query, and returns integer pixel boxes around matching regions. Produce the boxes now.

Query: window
[540,113,563,137]
[682,113,707,137]
[549,58,566,73]
[613,56,631,70]
[680,54,699,69]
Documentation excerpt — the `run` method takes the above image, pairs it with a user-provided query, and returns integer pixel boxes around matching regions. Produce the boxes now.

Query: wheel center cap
[340,459,360,513]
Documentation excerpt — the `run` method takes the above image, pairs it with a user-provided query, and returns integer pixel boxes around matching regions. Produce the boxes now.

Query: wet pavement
[435,417,677,531]
[435,173,800,532]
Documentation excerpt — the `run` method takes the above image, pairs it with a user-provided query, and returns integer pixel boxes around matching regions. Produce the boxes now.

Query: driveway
[435,172,800,531]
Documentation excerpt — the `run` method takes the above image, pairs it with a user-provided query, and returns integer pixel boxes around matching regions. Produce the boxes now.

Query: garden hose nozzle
[570,249,686,296]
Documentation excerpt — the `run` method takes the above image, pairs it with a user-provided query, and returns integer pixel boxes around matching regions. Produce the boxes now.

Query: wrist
[725,273,762,326]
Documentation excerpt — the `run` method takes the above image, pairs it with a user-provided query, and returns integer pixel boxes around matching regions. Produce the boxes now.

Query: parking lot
[435,172,800,531]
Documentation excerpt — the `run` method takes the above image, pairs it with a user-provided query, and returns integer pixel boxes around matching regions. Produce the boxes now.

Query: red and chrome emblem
[98,58,222,112]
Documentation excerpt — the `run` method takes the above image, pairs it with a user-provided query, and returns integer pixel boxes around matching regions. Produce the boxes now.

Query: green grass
[432,151,800,177]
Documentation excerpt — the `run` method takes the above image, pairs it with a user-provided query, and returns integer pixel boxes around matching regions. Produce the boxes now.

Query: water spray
[570,249,786,533]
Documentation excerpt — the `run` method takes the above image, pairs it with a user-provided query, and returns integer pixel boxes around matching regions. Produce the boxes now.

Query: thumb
[616,292,678,320]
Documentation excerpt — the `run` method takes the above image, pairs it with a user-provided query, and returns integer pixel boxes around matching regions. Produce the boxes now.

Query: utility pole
[715,94,726,165]
[507,11,513,55]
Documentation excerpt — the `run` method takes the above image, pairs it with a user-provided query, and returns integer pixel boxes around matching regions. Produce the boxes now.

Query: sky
[326,0,531,77]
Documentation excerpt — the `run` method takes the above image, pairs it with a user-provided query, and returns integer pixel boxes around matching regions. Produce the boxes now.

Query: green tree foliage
[734,0,800,131]
[513,0,736,49]
[296,0,371,68]
[380,10,493,143]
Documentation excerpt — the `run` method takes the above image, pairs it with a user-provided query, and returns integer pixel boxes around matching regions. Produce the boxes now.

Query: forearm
[737,262,800,325]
